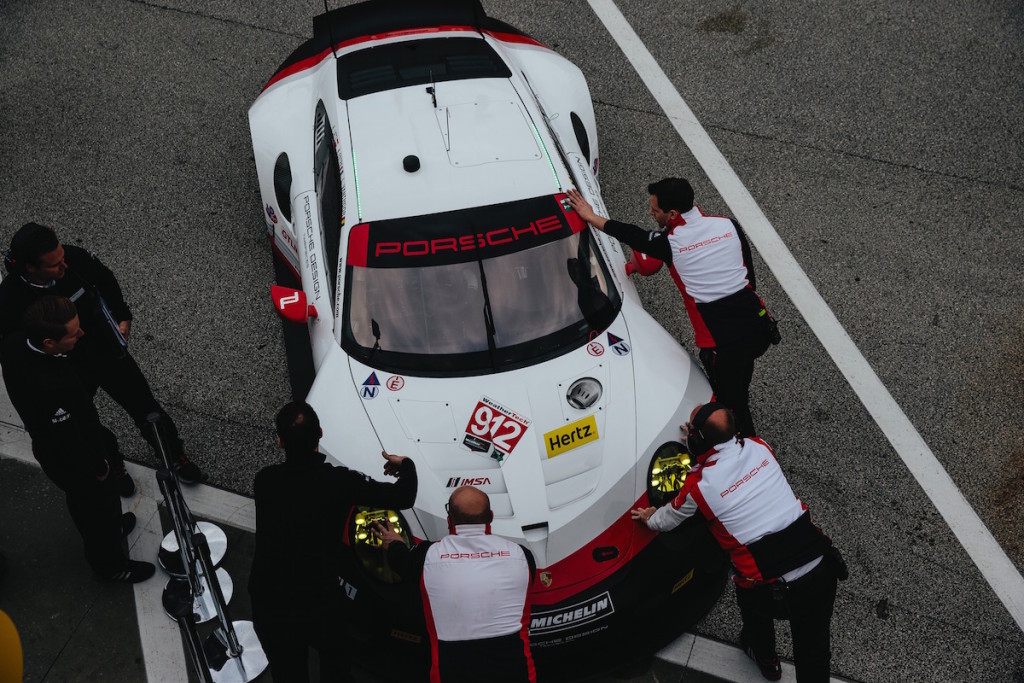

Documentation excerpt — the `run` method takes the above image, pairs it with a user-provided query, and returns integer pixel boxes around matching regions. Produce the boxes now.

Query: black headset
[2,248,17,274]
[686,402,728,457]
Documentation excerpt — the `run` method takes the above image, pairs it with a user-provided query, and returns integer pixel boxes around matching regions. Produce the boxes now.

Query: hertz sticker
[544,415,599,458]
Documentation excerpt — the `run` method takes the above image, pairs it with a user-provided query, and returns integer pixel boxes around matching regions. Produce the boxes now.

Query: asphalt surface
[1,0,1023,681]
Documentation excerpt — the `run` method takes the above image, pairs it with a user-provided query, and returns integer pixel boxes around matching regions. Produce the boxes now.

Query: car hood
[307,300,709,589]
[309,326,635,571]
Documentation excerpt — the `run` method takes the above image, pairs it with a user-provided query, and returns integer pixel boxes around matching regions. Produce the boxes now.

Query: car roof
[345,75,563,223]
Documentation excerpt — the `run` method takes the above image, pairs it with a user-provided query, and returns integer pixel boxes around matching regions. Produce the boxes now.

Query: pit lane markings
[0,412,255,683]
[586,0,1024,635]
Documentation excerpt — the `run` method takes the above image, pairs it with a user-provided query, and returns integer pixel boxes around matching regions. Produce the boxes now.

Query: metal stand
[148,414,264,682]
[160,522,227,576]
[162,568,234,624]
[167,598,215,683]
[205,621,265,683]
[194,533,267,682]
[148,414,227,579]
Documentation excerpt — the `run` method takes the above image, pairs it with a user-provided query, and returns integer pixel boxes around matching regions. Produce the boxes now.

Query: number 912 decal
[462,396,531,464]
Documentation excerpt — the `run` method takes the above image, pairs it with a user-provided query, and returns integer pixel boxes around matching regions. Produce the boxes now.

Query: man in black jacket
[0,223,203,492]
[569,182,776,437]
[1,296,155,582]
[248,401,418,683]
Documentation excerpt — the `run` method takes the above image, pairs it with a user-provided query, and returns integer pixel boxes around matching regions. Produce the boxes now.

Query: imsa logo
[446,477,491,488]
[529,591,614,635]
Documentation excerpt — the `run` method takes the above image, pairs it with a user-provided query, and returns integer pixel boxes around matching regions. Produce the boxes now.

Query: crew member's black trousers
[39,456,126,577]
[735,560,838,683]
[66,483,125,576]
[436,632,536,682]
[252,597,352,683]
[699,333,769,438]
[79,352,185,462]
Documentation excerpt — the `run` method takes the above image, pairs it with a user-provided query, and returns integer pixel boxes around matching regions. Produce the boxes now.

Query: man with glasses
[374,485,537,683]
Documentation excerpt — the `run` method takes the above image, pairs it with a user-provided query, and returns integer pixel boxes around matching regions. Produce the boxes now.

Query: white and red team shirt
[388,523,537,683]
[604,206,767,348]
[647,437,821,584]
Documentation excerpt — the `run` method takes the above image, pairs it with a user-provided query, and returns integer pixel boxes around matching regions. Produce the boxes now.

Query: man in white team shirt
[568,181,776,438]
[632,403,845,682]
[374,486,537,683]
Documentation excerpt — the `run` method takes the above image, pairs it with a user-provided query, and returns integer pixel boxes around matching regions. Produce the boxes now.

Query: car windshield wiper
[476,258,498,371]
[569,235,614,331]
[368,318,382,362]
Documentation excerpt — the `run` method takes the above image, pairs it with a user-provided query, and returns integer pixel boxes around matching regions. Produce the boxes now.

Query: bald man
[374,486,537,683]
[632,403,845,683]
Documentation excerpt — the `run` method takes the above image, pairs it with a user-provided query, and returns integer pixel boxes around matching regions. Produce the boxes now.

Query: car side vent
[273,153,292,222]
[571,112,590,162]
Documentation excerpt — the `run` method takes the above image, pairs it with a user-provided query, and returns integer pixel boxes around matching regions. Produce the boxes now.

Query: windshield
[342,194,622,376]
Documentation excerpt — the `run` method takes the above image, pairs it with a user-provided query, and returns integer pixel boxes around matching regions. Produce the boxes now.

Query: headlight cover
[646,442,691,508]
[350,507,410,584]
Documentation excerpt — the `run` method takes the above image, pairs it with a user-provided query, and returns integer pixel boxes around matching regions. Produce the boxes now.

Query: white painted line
[0,410,253,682]
[124,462,189,683]
[586,0,1024,636]
[657,633,856,682]
[0,441,191,681]
[178,478,257,534]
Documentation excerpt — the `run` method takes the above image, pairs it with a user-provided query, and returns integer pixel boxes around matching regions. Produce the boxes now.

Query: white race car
[249,0,725,678]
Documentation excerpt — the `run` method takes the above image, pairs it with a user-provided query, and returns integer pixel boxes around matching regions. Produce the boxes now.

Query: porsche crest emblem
[539,571,553,587]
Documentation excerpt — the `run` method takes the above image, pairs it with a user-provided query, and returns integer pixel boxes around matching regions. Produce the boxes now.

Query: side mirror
[270,285,318,323]
[624,251,663,277]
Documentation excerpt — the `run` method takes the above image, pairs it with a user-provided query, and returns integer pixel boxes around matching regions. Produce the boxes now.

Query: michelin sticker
[529,591,615,636]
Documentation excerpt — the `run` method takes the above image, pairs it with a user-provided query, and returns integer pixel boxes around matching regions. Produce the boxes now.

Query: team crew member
[1,296,155,583]
[0,223,203,492]
[632,404,845,682]
[375,486,537,683]
[248,401,418,683]
[568,182,776,437]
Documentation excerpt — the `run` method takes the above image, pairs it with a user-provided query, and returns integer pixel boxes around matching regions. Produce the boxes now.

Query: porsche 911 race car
[249,1,726,679]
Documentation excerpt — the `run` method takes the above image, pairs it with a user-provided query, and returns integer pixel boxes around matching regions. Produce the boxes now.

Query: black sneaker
[174,455,203,484]
[741,637,782,681]
[121,512,137,537]
[115,466,136,498]
[103,560,155,584]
